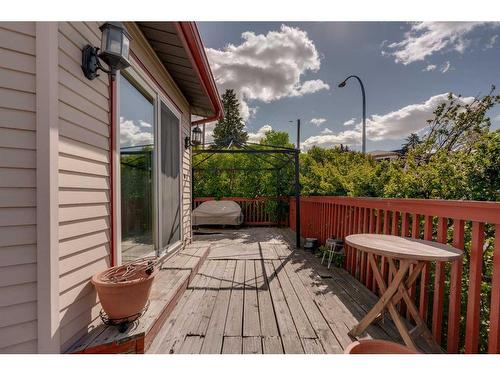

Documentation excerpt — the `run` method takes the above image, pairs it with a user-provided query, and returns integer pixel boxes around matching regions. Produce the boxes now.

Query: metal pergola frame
[192,138,301,248]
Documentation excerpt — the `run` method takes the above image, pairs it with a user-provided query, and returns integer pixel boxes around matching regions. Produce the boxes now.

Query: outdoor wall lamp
[185,125,203,149]
[82,22,131,81]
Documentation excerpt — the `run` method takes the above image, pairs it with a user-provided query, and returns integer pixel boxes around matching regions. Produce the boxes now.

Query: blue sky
[198,22,500,151]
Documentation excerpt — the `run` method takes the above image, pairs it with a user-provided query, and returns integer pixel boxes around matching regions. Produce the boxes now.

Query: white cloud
[343,117,356,126]
[495,115,500,121]
[440,61,452,73]
[206,24,329,121]
[321,128,333,134]
[301,129,360,150]
[384,22,490,65]
[293,80,330,96]
[423,64,437,72]
[119,117,153,147]
[248,124,273,143]
[310,118,327,126]
[139,120,152,128]
[301,93,474,150]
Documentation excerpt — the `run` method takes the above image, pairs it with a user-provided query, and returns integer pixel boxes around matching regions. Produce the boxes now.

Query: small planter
[92,257,158,322]
[345,340,418,354]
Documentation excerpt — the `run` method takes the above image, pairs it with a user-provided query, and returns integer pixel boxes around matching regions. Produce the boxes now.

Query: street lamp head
[338,81,347,88]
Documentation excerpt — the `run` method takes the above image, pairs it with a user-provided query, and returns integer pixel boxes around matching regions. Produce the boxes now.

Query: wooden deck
[68,242,210,354]
[148,227,435,354]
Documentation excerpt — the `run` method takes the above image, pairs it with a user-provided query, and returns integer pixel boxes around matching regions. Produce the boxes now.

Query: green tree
[193,130,294,199]
[402,133,421,153]
[212,89,248,147]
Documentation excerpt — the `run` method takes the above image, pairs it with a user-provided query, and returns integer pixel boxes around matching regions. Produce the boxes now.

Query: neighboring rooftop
[367,149,402,160]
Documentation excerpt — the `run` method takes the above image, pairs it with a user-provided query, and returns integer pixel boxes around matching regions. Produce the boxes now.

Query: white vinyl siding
[0,22,38,353]
[57,21,111,352]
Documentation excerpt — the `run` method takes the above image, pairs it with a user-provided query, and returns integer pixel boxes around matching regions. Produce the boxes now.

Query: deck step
[67,243,211,354]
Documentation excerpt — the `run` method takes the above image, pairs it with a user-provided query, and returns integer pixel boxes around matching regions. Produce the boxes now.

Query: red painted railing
[194,197,288,226]
[289,196,500,354]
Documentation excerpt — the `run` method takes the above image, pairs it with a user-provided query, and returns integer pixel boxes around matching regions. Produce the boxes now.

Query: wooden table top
[345,234,463,262]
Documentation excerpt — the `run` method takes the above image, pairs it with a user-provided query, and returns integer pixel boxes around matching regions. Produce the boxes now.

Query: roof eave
[174,22,223,125]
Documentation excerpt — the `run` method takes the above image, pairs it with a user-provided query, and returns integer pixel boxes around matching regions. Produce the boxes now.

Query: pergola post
[294,150,301,249]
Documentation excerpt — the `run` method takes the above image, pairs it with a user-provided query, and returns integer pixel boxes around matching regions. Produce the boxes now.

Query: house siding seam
[0,22,38,353]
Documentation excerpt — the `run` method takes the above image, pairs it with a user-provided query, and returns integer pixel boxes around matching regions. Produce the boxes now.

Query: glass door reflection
[119,75,155,262]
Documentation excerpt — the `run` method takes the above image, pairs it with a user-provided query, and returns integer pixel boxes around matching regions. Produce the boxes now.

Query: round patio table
[345,234,463,352]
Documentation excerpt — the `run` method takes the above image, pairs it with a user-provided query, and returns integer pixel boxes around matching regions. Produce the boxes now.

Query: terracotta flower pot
[345,340,418,354]
[92,260,158,320]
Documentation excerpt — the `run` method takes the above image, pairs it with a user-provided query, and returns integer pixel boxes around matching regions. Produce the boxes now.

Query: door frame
[114,62,183,265]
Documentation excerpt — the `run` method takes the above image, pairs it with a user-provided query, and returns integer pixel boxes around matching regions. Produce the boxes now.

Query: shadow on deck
[148,227,437,354]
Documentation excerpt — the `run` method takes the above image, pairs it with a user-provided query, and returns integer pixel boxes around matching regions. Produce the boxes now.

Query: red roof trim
[174,22,223,125]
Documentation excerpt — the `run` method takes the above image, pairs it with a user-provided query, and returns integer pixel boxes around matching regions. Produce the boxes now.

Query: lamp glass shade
[192,126,203,145]
[121,35,130,60]
[107,27,123,55]
[98,22,131,72]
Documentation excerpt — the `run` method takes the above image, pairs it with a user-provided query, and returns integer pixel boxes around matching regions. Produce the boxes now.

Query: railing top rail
[293,196,500,224]
[194,196,288,202]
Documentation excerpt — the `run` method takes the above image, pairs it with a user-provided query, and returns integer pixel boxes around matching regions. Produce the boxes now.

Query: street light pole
[338,75,366,154]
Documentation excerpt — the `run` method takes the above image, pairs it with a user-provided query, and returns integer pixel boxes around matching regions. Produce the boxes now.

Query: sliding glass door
[119,75,155,262]
[118,72,182,262]
[159,102,181,249]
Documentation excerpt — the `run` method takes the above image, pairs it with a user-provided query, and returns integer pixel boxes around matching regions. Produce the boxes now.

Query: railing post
[294,151,300,249]
[488,224,500,353]
[432,217,447,344]
[465,221,485,353]
[420,215,433,323]
[447,219,464,353]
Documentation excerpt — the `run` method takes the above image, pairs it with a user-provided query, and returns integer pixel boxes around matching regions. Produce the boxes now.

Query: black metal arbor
[191,139,301,248]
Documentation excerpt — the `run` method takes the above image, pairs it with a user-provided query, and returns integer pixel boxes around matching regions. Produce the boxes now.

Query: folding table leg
[349,254,411,345]
[388,259,442,353]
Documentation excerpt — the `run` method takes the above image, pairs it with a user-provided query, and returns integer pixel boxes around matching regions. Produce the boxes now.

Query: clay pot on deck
[345,340,418,354]
[91,258,158,321]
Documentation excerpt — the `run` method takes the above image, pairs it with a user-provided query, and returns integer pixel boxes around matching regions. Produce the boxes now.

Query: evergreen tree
[213,89,248,147]
[401,133,421,153]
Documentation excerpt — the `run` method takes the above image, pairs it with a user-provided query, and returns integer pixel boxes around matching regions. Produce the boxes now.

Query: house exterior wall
[0,22,37,353]
[56,21,113,351]
[0,21,194,353]
[56,22,193,352]
[0,22,38,353]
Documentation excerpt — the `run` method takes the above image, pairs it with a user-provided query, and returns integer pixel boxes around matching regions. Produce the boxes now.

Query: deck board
[243,260,261,337]
[200,260,236,353]
[223,260,245,337]
[222,336,242,354]
[148,228,438,354]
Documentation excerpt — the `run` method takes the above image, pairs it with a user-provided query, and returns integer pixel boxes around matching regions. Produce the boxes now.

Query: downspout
[109,75,116,266]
